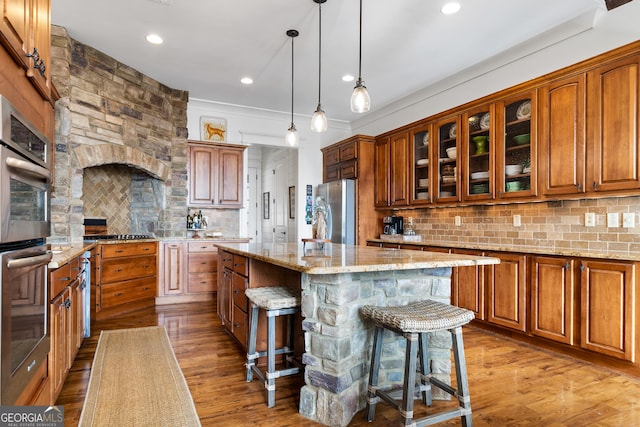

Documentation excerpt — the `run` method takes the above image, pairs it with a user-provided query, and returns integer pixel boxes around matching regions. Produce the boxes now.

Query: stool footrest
[429,376,457,398]
[413,408,471,427]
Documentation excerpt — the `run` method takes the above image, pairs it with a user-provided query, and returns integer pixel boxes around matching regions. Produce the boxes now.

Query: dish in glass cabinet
[480,112,490,130]
[449,123,457,139]
[423,132,429,146]
[516,101,531,120]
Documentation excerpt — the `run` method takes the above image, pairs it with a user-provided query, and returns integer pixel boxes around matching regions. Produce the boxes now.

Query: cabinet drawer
[232,273,248,312]
[340,159,357,179]
[324,147,340,166]
[187,241,219,253]
[188,254,217,273]
[102,242,157,259]
[101,255,157,283]
[233,255,248,276]
[221,251,234,270]
[188,273,216,294]
[232,305,247,348]
[51,263,71,299]
[325,164,340,182]
[339,142,357,161]
[100,276,157,309]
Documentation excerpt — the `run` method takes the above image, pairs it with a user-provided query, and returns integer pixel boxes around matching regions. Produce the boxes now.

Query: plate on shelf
[470,171,489,180]
[416,158,429,166]
[440,191,453,197]
[448,123,457,139]
[423,132,429,146]
[516,101,531,120]
[480,113,490,130]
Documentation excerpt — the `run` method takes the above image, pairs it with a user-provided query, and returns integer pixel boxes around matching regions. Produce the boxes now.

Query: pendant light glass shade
[286,29,299,146]
[351,0,370,113]
[311,104,327,132]
[311,0,328,132]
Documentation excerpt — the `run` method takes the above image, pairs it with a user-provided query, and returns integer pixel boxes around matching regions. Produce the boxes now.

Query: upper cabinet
[0,0,52,101]
[435,116,460,203]
[462,104,494,202]
[587,54,640,193]
[374,130,410,207]
[374,136,390,208]
[410,122,432,205]
[188,142,246,208]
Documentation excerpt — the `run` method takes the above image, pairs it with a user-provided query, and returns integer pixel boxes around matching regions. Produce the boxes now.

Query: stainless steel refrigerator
[315,179,355,244]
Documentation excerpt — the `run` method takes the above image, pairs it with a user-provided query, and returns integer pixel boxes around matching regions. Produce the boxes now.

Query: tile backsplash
[394,196,640,258]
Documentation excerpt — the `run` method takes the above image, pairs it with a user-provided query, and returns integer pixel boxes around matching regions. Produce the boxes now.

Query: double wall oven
[0,96,52,404]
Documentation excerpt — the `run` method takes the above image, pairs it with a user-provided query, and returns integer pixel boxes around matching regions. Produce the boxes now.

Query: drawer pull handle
[58,277,71,281]
[27,359,36,372]
[114,269,122,273]
[115,292,123,296]
[115,250,124,253]
[201,246,207,249]
[143,287,149,291]
[143,248,150,251]
[201,262,207,265]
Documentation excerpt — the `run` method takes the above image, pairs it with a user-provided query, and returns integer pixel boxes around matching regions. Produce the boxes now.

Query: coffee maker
[382,216,404,235]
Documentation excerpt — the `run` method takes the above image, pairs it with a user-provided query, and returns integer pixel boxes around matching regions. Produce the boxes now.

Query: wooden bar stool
[362,299,475,427]
[245,286,301,408]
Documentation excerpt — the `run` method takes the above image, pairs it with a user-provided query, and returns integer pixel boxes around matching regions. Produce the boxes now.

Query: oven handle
[7,251,53,269]
[6,156,51,181]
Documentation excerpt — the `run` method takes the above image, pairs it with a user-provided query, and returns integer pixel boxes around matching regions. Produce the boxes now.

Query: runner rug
[78,326,201,426]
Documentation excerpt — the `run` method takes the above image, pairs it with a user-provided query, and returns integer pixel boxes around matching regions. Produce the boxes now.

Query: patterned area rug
[78,326,200,426]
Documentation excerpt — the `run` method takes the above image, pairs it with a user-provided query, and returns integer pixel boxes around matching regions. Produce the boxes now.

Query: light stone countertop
[49,243,96,269]
[214,242,499,275]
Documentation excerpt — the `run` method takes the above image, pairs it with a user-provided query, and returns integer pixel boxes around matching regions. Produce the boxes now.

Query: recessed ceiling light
[145,34,163,44]
[342,74,355,82]
[241,77,253,85]
[441,2,461,15]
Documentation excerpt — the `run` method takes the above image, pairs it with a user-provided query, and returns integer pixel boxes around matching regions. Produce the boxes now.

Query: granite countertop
[49,243,96,269]
[367,238,640,262]
[214,242,499,275]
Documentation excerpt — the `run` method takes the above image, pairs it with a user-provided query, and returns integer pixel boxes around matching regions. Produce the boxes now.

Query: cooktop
[83,234,154,241]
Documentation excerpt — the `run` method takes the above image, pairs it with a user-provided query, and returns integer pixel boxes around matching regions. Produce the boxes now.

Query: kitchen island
[215,242,499,427]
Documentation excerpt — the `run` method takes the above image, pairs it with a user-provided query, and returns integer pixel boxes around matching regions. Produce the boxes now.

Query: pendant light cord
[317,0,322,105]
[291,35,295,125]
[357,0,362,80]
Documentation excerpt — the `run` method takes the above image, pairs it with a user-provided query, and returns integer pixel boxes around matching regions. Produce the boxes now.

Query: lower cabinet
[452,249,486,320]
[486,252,527,332]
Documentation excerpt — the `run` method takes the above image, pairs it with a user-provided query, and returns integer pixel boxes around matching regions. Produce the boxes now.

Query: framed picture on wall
[289,186,295,219]
[263,192,270,219]
[200,116,227,142]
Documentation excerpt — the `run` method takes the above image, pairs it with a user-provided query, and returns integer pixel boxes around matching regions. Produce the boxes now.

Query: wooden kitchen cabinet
[374,136,390,207]
[580,259,637,362]
[49,287,69,402]
[530,256,578,345]
[97,242,157,320]
[218,250,233,328]
[0,0,51,100]
[409,122,433,205]
[587,54,640,194]
[218,251,249,347]
[374,130,410,207]
[187,241,219,294]
[462,105,494,202]
[539,74,586,196]
[486,252,527,332]
[434,115,460,203]
[188,142,246,208]
[160,241,187,296]
[451,249,486,320]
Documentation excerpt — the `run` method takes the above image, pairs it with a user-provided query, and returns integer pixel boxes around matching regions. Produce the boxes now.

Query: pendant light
[286,29,299,147]
[311,0,328,132]
[350,0,370,113]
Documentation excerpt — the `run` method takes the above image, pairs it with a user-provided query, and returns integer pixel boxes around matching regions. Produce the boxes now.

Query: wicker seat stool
[245,286,301,408]
[362,299,475,427]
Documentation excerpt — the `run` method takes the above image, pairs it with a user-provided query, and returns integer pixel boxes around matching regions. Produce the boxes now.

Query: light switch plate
[607,212,620,228]
[454,216,461,226]
[585,212,595,227]
[623,212,635,228]
[513,215,521,227]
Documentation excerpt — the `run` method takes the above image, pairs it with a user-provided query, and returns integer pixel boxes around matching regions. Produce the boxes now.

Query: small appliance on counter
[382,216,403,235]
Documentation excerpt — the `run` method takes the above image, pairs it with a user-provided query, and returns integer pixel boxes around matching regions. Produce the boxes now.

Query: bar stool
[245,286,301,408]
[362,299,475,427]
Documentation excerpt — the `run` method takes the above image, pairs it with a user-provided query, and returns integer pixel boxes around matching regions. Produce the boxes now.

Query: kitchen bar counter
[215,242,498,426]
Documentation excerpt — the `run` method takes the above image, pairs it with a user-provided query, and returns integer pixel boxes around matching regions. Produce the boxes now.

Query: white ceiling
[50,0,608,125]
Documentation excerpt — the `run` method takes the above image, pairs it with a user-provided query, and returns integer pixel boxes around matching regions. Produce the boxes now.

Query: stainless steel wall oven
[0,95,51,404]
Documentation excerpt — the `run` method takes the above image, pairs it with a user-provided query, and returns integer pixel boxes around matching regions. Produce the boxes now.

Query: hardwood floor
[58,301,640,426]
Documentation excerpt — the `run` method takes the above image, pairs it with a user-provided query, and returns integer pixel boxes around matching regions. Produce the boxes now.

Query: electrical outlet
[607,212,620,228]
[454,216,461,226]
[513,215,521,227]
[623,212,635,228]
[585,212,595,227]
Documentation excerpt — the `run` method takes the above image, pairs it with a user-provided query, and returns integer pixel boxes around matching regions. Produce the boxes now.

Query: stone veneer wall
[50,25,189,242]
[394,196,640,258]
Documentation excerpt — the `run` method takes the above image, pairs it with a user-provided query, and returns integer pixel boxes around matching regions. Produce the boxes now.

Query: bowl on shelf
[446,146,457,159]
[471,183,489,194]
[416,158,429,166]
[418,178,429,187]
[505,164,523,176]
[513,133,530,145]
[416,192,429,200]
[470,171,489,180]
[442,175,456,184]
[440,191,453,197]
[506,181,522,192]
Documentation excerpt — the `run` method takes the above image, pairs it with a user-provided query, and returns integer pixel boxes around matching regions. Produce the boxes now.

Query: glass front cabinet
[410,123,432,205]
[496,91,537,199]
[435,116,460,203]
[463,104,494,201]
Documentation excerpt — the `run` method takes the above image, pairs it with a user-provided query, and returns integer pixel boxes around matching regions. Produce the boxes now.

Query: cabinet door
[580,259,636,361]
[69,280,82,366]
[0,0,29,66]
[530,256,577,345]
[218,148,243,206]
[451,249,485,320]
[434,116,460,203]
[410,123,432,204]
[49,289,67,401]
[463,105,494,202]
[374,136,389,207]
[189,145,218,205]
[496,91,537,199]
[162,242,186,295]
[487,252,527,331]
[26,0,50,99]
[539,75,586,196]
[218,268,232,327]
[389,131,410,206]
[587,55,640,193]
